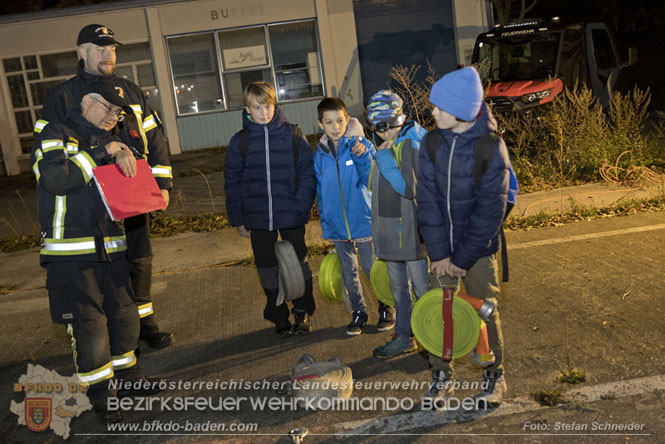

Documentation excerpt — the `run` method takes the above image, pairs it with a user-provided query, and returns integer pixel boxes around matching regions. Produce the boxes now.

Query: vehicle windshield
[475,31,562,82]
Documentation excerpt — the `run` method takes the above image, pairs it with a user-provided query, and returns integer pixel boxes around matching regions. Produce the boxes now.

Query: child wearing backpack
[417,67,511,408]
[365,90,431,358]
[314,98,395,336]
[224,81,317,337]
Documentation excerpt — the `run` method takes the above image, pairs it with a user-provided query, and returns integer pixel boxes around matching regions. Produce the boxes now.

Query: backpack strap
[424,130,443,164]
[291,124,303,189]
[238,128,250,161]
[473,132,497,187]
[474,131,511,282]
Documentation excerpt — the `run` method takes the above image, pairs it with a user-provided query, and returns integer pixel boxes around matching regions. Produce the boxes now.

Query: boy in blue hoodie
[314,97,394,336]
[224,81,317,337]
[417,67,509,408]
[366,90,431,359]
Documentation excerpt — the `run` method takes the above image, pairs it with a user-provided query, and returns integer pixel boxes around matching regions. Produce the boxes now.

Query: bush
[389,64,662,191]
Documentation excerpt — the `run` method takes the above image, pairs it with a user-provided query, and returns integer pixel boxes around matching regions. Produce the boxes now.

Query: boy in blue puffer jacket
[314,98,394,336]
[224,82,317,337]
[417,67,510,408]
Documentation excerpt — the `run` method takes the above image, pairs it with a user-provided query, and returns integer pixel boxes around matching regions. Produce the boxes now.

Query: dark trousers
[250,226,315,323]
[46,259,140,399]
[124,213,158,332]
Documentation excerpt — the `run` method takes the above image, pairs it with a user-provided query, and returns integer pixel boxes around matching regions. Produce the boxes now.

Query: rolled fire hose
[369,260,395,306]
[290,354,353,409]
[275,240,305,306]
[411,287,481,359]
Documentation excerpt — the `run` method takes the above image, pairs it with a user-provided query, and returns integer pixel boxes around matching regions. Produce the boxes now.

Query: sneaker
[373,335,416,359]
[346,310,368,336]
[377,306,395,331]
[293,309,311,335]
[476,369,507,408]
[275,319,292,337]
[422,370,454,410]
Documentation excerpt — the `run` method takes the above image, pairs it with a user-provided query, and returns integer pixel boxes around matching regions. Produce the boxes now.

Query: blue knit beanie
[366,90,405,128]
[429,67,484,121]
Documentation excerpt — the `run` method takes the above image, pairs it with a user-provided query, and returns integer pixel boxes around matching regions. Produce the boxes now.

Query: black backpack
[423,130,514,281]
[237,124,304,186]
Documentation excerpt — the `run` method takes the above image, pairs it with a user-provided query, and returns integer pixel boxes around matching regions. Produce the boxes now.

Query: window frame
[165,18,325,117]
[2,41,159,155]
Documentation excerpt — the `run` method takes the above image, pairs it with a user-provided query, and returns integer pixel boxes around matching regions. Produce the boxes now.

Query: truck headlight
[521,89,551,104]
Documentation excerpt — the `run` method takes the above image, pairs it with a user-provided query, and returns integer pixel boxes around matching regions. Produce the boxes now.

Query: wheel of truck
[275,240,305,306]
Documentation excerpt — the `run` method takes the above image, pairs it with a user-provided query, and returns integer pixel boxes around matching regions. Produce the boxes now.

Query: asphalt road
[1,210,665,443]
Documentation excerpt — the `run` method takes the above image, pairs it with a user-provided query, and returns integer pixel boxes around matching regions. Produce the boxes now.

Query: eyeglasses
[372,121,400,133]
[90,96,125,121]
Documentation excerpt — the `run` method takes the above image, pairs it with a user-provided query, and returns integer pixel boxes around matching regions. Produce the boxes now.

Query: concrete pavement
[2,162,665,442]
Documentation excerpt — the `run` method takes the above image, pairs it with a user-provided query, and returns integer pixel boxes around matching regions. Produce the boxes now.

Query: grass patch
[0,234,41,253]
[533,389,566,406]
[557,368,587,385]
[504,196,665,230]
[150,213,231,237]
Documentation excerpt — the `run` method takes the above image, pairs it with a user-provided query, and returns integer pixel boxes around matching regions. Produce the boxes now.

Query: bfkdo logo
[25,398,52,432]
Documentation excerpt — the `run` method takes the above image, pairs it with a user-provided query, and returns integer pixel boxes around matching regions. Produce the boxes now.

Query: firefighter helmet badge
[25,398,52,432]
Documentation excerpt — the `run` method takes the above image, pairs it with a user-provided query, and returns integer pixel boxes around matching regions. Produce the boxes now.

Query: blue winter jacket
[314,122,375,240]
[417,103,509,270]
[224,108,316,231]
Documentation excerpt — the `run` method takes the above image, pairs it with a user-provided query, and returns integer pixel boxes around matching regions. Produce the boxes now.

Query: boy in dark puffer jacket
[417,67,509,408]
[224,82,317,337]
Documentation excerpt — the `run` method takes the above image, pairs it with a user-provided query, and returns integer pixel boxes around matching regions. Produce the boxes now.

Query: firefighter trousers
[124,213,160,333]
[45,259,140,397]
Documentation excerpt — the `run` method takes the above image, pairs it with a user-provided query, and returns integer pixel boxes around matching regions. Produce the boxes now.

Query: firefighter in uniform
[31,80,161,423]
[39,24,173,349]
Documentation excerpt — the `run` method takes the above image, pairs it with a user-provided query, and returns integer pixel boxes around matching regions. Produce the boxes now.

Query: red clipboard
[93,159,167,221]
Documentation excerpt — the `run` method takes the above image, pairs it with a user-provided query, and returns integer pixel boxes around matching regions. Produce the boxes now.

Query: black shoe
[93,402,123,424]
[293,309,311,335]
[346,310,368,336]
[140,331,173,349]
[377,306,395,332]
[117,376,164,398]
[275,319,292,337]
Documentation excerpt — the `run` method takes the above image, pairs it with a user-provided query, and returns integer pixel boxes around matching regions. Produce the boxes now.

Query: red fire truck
[471,18,627,113]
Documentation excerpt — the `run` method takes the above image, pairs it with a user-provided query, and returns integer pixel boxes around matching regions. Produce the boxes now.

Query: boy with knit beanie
[366,90,430,359]
[417,67,510,408]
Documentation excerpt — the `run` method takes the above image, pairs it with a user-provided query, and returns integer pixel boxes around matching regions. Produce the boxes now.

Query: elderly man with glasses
[31,80,162,424]
[38,24,174,350]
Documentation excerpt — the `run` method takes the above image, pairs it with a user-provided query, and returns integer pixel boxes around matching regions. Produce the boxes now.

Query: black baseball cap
[83,80,131,110]
[77,24,122,46]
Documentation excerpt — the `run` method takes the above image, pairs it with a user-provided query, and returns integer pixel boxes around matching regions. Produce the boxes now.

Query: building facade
[0,0,490,175]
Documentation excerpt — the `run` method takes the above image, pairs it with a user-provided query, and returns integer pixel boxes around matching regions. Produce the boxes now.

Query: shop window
[20,136,34,155]
[3,58,21,73]
[116,66,135,83]
[30,80,62,106]
[40,51,78,78]
[218,27,270,110]
[8,75,29,108]
[137,63,155,87]
[269,21,323,101]
[14,110,33,134]
[117,43,152,63]
[167,33,224,115]
[166,20,324,116]
[23,56,38,70]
